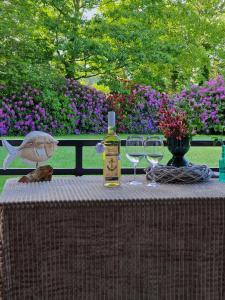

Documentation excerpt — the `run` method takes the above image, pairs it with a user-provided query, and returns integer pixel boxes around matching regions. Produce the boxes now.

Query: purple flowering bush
[0,76,224,136]
[0,80,109,135]
[0,85,77,135]
[0,86,54,135]
[128,85,163,133]
[0,108,8,135]
[64,79,108,134]
[107,84,162,133]
[173,76,225,133]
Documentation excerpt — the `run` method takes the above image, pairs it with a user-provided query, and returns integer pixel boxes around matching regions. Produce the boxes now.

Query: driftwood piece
[18,165,53,183]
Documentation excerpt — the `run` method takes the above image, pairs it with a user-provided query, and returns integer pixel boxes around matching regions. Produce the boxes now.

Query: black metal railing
[0,139,222,176]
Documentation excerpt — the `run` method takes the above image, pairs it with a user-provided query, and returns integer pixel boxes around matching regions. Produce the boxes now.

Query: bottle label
[105,145,119,179]
[105,156,119,179]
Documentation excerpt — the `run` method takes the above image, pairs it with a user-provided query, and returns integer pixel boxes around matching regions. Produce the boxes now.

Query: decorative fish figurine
[2,131,58,169]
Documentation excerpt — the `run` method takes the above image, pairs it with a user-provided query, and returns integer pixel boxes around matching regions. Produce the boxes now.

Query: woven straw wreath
[146,164,212,184]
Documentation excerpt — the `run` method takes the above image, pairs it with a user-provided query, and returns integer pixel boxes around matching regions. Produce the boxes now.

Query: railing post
[76,142,83,176]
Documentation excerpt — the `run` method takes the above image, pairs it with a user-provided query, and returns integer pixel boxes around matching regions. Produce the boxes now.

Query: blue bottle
[219,146,225,182]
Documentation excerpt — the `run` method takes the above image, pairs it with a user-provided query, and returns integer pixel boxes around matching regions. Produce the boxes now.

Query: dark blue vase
[167,137,190,167]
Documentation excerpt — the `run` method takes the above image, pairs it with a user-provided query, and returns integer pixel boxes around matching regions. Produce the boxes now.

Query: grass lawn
[0,134,224,193]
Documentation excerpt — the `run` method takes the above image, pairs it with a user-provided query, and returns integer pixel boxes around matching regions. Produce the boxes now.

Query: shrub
[64,79,109,134]
[0,86,55,135]
[0,76,225,136]
[0,80,109,136]
[173,75,225,133]
[41,89,77,135]
[107,84,163,133]
[0,109,8,135]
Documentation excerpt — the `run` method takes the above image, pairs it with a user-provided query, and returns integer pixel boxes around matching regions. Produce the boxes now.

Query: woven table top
[0,176,225,204]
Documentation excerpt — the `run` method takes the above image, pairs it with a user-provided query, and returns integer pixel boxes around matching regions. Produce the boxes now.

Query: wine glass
[144,136,164,187]
[126,136,145,185]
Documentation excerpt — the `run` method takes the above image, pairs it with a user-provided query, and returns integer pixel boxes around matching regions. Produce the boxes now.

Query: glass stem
[151,164,156,184]
[133,163,137,182]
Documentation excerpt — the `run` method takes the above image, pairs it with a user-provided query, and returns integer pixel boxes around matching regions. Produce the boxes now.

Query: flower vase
[167,137,190,167]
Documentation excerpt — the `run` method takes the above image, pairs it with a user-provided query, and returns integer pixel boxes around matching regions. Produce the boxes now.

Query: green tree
[100,0,225,91]
[0,0,130,88]
[0,0,225,92]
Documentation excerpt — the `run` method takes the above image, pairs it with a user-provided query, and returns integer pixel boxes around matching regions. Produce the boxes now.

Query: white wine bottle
[103,111,121,187]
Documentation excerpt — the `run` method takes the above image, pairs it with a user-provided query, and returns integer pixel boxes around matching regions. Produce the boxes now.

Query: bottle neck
[108,111,116,134]
[108,126,115,135]
[221,145,225,157]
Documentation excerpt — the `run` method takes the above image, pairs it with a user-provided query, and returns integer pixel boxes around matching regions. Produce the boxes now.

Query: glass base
[146,182,159,187]
[104,181,120,187]
[128,180,142,185]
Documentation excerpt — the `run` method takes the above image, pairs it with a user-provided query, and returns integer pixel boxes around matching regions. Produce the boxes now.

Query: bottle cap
[108,111,115,127]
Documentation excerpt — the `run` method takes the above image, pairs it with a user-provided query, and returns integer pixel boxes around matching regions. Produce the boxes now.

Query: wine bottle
[103,111,121,187]
[219,145,225,182]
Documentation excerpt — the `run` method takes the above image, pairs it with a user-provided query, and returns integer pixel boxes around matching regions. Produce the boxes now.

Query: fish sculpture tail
[2,140,18,170]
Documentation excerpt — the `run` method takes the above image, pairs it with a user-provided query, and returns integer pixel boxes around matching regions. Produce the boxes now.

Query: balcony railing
[0,139,221,176]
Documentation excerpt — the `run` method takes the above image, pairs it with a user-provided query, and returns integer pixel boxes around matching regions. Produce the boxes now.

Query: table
[1,176,225,299]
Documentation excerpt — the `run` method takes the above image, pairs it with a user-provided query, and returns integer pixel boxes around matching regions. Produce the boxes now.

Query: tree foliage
[0,0,224,91]
[100,0,225,91]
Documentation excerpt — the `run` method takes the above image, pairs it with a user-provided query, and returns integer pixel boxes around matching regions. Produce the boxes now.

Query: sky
[83,7,98,20]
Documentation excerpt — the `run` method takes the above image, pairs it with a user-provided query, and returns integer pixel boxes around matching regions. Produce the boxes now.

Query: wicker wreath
[146,164,213,184]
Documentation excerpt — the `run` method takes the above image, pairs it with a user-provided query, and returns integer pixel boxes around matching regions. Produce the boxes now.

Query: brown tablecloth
[1,176,225,299]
